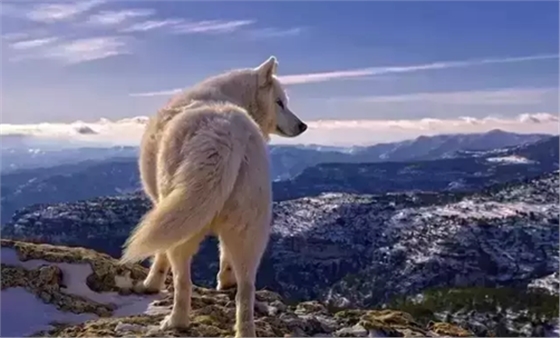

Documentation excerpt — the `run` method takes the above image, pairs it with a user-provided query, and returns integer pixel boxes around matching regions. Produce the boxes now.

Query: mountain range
[2,129,552,175]
[274,134,559,200]
[1,130,557,224]
[1,129,558,337]
[3,169,558,336]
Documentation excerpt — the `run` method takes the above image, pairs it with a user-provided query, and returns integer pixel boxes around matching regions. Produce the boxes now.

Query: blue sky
[1,0,558,145]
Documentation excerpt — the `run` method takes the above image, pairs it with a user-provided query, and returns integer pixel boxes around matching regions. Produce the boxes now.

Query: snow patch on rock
[1,287,97,337]
[1,247,163,334]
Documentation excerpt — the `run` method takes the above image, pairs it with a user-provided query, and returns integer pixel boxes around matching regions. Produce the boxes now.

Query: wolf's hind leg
[217,223,269,337]
[160,235,204,330]
[135,253,170,294]
[217,237,237,290]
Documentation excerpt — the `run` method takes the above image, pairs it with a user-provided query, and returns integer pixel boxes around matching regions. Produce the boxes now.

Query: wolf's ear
[255,56,278,87]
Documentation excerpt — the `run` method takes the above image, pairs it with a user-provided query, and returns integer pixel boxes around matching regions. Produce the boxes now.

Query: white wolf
[120,56,307,337]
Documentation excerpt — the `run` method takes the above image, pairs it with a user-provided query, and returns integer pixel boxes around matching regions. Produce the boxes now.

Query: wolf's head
[250,56,307,139]
[186,56,307,140]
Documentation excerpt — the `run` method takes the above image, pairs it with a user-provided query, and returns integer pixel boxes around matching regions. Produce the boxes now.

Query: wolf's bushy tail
[120,134,245,264]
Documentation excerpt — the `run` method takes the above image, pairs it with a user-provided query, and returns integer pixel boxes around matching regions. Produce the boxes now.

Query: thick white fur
[120,56,306,337]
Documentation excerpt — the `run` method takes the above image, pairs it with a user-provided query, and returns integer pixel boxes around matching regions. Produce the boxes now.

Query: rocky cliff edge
[0,239,474,337]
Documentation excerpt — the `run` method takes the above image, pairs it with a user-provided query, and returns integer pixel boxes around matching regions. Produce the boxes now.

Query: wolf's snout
[298,122,308,134]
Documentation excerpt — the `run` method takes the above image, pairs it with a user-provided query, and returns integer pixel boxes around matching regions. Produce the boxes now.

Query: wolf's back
[121,105,254,263]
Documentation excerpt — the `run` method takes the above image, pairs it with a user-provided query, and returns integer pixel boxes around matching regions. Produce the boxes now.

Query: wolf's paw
[216,281,237,291]
[235,325,256,338]
[133,280,162,294]
[160,313,190,331]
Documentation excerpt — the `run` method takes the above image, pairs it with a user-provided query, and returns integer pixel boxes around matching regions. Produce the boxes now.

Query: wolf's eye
[276,99,285,109]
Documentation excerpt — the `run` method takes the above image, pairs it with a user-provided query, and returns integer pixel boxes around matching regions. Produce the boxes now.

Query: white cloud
[120,19,184,32]
[17,36,131,64]
[7,35,132,64]
[26,0,104,23]
[172,20,255,34]
[0,117,149,147]
[518,112,559,124]
[10,37,59,50]
[2,28,52,42]
[2,32,32,41]
[131,54,559,96]
[356,87,558,106]
[86,9,155,26]
[120,18,255,35]
[279,113,559,146]
[278,54,559,85]
[1,113,557,147]
[246,27,303,39]
[129,89,183,97]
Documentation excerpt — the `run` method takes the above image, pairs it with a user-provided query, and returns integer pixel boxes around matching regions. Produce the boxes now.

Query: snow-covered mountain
[2,134,556,224]
[1,144,139,173]
[269,130,553,181]
[274,135,558,201]
[3,170,558,336]
[2,129,551,175]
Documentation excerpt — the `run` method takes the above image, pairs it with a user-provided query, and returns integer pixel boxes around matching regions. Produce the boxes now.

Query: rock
[335,323,368,337]
[1,239,473,337]
[428,322,473,337]
[527,272,559,296]
[295,301,329,315]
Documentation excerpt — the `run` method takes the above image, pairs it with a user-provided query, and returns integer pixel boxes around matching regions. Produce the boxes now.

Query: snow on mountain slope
[4,172,558,310]
[486,155,536,164]
[324,171,559,309]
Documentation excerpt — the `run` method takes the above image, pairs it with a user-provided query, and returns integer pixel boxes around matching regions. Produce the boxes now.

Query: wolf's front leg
[135,253,170,294]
